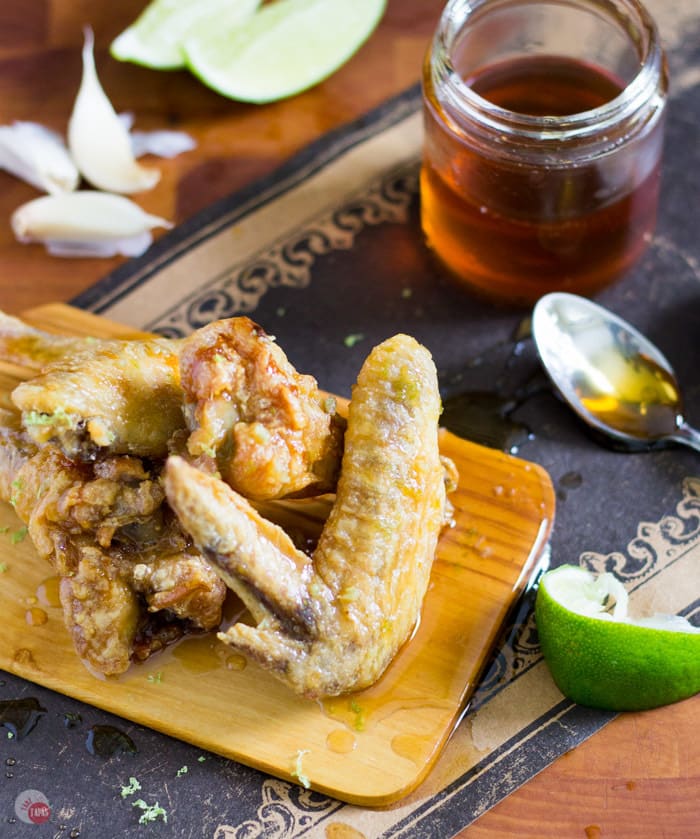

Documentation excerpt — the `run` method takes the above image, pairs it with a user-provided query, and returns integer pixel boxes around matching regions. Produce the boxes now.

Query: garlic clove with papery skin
[68,27,160,194]
[0,122,80,194]
[11,191,172,258]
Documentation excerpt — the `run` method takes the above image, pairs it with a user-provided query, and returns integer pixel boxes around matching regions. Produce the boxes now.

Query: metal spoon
[531,292,700,453]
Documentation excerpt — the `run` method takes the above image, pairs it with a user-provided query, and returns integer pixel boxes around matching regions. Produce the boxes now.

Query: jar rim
[432,0,666,144]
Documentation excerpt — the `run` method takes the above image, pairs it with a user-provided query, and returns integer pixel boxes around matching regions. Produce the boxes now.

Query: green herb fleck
[197,755,206,763]
[9,478,23,507]
[11,526,28,544]
[176,765,188,777]
[132,799,167,825]
[7,731,14,739]
[0,526,8,534]
[350,699,366,732]
[343,333,365,348]
[0,562,7,573]
[23,407,70,427]
[147,671,162,684]
[120,777,142,798]
[291,749,310,789]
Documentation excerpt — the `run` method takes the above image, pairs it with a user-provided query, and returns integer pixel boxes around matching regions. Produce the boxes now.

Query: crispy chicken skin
[1,310,344,500]
[165,334,449,698]
[0,310,185,461]
[179,317,345,501]
[11,339,183,461]
[2,440,225,675]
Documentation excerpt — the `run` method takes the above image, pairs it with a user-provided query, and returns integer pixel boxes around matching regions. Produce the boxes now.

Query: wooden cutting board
[0,304,555,806]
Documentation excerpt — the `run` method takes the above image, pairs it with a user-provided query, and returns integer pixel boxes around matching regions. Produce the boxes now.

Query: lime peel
[183,0,387,104]
[535,564,700,711]
[111,0,262,70]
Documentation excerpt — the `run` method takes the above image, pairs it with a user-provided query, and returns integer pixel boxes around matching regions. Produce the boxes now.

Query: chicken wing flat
[179,317,345,501]
[11,340,183,461]
[165,334,450,698]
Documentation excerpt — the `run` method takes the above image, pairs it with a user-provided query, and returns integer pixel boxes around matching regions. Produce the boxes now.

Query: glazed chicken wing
[2,439,225,675]
[1,310,344,500]
[165,334,450,698]
[1,310,185,460]
[179,317,345,501]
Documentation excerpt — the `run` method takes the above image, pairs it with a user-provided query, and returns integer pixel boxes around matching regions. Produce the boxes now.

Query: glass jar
[421,0,668,305]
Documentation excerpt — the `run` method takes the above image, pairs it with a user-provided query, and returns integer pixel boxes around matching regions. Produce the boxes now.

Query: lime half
[183,0,387,103]
[535,564,700,711]
[111,0,262,70]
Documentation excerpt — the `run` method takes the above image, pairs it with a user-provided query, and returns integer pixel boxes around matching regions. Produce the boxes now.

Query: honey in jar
[421,0,668,305]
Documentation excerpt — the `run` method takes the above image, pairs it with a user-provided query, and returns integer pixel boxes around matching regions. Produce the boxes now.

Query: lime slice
[183,0,387,103]
[535,564,700,711]
[111,0,262,70]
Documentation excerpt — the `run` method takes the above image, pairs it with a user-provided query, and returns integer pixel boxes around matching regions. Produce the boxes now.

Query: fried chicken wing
[11,340,183,461]
[179,317,345,500]
[4,440,225,675]
[60,546,141,676]
[165,334,450,698]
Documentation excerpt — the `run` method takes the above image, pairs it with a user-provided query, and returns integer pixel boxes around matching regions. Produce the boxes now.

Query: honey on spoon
[532,292,700,452]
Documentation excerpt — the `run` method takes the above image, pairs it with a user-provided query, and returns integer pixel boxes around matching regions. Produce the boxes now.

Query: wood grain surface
[0,0,697,835]
[0,303,555,806]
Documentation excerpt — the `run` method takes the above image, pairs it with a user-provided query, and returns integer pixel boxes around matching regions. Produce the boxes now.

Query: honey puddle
[22,575,62,628]
[172,635,225,674]
[25,606,47,626]
[326,728,356,754]
[36,575,61,608]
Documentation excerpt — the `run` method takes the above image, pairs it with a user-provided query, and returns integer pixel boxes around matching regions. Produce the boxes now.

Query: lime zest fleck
[343,333,365,348]
[23,407,71,427]
[147,671,163,684]
[349,699,366,732]
[176,765,188,777]
[132,799,168,825]
[121,776,142,798]
[0,562,7,573]
[10,477,23,506]
[290,749,310,789]
[11,526,28,544]
[197,755,207,763]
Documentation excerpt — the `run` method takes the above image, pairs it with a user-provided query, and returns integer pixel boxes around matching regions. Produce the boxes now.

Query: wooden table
[0,2,697,836]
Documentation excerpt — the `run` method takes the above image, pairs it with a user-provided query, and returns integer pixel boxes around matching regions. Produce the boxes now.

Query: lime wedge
[535,564,700,711]
[183,0,387,103]
[111,0,262,70]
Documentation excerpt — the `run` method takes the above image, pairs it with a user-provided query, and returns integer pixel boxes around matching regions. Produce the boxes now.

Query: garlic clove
[0,121,80,194]
[68,27,161,194]
[42,232,155,259]
[11,191,172,258]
